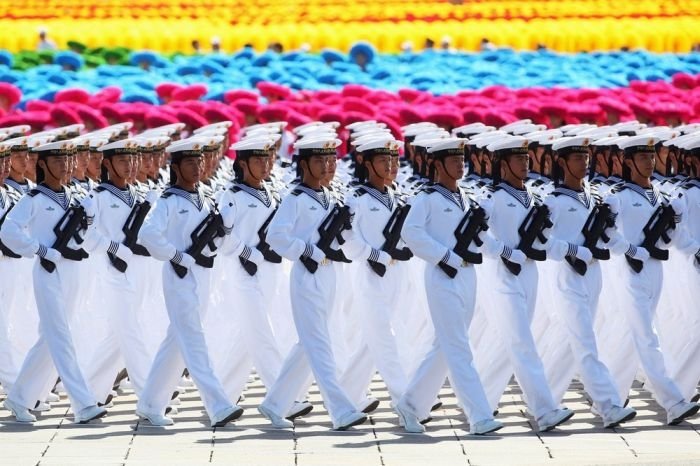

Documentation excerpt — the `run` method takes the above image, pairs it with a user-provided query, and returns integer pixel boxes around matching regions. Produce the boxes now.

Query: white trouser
[9,260,96,413]
[339,264,409,407]
[262,262,356,426]
[478,261,558,419]
[543,261,621,416]
[615,260,684,411]
[400,264,492,423]
[85,259,152,401]
[136,265,231,422]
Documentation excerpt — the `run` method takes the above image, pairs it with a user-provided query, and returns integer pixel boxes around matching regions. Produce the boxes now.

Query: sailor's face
[388,155,400,180]
[563,152,588,179]
[0,156,10,179]
[507,153,530,179]
[44,155,69,179]
[308,154,332,178]
[630,152,655,178]
[10,150,28,173]
[178,156,204,183]
[442,154,466,179]
[246,154,273,180]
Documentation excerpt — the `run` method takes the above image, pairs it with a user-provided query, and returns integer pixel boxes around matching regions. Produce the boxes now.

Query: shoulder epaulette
[160,189,174,199]
[290,187,303,196]
[230,184,242,193]
[28,189,40,197]
[94,186,106,193]
[353,185,369,197]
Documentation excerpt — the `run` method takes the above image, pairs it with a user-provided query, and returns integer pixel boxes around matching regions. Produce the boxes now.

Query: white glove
[607,230,629,255]
[626,246,650,262]
[41,247,62,263]
[443,250,463,270]
[82,195,97,218]
[375,250,392,267]
[309,245,326,264]
[481,232,505,257]
[573,245,593,264]
[173,251,196,269]
[145,190,159,205]
[245,246,265,266]
[670,195,687,218]
[113,242,133,262]
[605,195,620,215]
[505,247,527,265]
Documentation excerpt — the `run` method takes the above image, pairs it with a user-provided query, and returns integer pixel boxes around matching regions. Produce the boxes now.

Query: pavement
[2,376,700,466]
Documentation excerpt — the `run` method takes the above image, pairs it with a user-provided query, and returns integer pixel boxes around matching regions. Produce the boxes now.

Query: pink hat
[75,105,108,129]
[171,84,208,101]
[462,108,486,124]
[156,82,183,101]
[0,111,50,130]
[257,104,289,123]
[341,97,376,116]
[426,110,463,129]
[598,97,631,115]
[398,106,424,125]
[287,110,312,128]
[233,100,259,116]
[176,108,208,129]
[514,106,545,124]
[671,73,697,90]
[567,105,603,123]
[181,100,207,115]
[25,99,52,112]
[54,88,91,104]
[256,81,292,100]
[483,111,512,127]
[204,106,243,125]
[377,117,402,139]
[93,86,122,104]
[341,84,371,98]
[343,111,370,125]
[317,108,344,123]
[100,104,126,123]
[539,101,568,119]
[398,88,426,103]
[50,104,83,125]
[0,83,22,109]
[145,110,180,128]
[223,90,259,103]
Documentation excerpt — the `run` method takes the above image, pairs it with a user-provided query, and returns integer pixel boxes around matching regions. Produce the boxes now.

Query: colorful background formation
[1,0,700,133]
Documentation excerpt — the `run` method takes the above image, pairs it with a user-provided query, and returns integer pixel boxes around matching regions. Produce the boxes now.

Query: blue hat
[0,50,12,68]
[349,41,376,64]
[54,51,84,70]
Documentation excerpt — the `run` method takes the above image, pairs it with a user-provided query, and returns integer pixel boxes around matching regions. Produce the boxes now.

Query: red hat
[341,84,371,98]
[50,104,83,125]
[567,105,603,123]
[232,100,259,116]
[25,99,52,112]
[628,100,654,118]
[514,106,545,124]
[100,104,126,123]
[0,83,22,110]
[377,117,402,139]
[342,111,370,125]
[176,108,208,129]
[314,90,341,103]
[0,111,50,130]
[398,106,424,125]
[598,97,631,115]
[575,89,601,102]
[256,81,292,100]
[156,82,183,101]
[75,105,108,129]
[287,110,312,128]
[317,108,344,123]
[204,105,243,125]
[223,89,259,104]
[54,88,91,104]
[341,96,376,116]
[426,109,463,129]
[656,102,692,122]
[181,100,207,115]
[539,101,568,119]
[93,86,122,104]
[671,73,697,90]
[480,85,510,99]
[122,106,148,123]
[398,88,428,103]
[257,104,289,123]
[171,84,208,101]
[462,108,486,124]
[145,110,180,128]
[483,111,512,127]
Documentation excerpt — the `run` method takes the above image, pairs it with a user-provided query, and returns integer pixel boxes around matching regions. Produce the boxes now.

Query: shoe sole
[213,407,244,428]
[541,410,575,432]
[362,399,380,414]
[78,409,107,424]
[669,405,700,426]
[604,411,637,429]
[335,415,368,431]
[286,405,313,421]
[472,424,504,435]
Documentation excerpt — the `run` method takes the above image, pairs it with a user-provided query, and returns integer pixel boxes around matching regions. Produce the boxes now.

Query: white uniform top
[402,183,472,265]
[479,182,538,256]
[88,182,138,254]
[139,186,215,262]
[267,184,338,262]
[608,182,672,247]
[0,184,79,258]
[218,181,280,261]
[544,184,599,261]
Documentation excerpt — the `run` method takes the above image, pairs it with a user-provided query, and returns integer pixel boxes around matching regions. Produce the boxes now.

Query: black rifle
[368,204,414,277]
[439,206,489,279]
[300,204,352,274]
[502,204,552,276]
[171,210,227,278]
[626,204,676,273]
[40,206,90,273]
[108,200,153,273]
[240,208,283,276]
[0,208,21,259]
[565,203,614,276]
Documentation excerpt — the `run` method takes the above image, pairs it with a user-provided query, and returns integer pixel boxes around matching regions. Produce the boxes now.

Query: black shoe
[286,402,313,421]
[623,398,629,407]
[493,410,499,416]
[98,394,114,408]
[112,368,129,390]
[431,401,442,412]
[171,391,179,400]
[691,393,700,403]
[420,417,433,425]
[362,399,380,414]
[213,406,244,428]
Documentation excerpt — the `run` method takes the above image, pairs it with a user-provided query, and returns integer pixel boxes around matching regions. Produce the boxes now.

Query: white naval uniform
[476,182,560,419]
[216,181,285,396]
[604,183,686,411]
[398,184,493,424]
[261,183,358,428]
[0,184,97,414]
[339,183,410,408]
[136,186,233,422]
[540,185,623,417]
[80,182,153,401]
